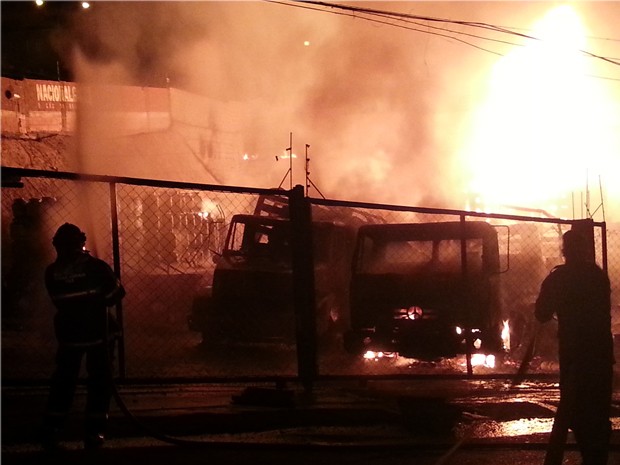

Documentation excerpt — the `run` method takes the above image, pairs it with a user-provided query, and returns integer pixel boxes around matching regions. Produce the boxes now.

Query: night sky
[2,1,83,81]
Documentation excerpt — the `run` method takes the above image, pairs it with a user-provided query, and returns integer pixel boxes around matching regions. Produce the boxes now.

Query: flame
[501,319,511,352]
[462,5,619,216]
[363,350,397,361]
[467,353,496,369]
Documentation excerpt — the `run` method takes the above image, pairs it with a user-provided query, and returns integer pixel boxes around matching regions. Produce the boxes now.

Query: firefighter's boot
[40,414,65,452]
[84,413,107,450]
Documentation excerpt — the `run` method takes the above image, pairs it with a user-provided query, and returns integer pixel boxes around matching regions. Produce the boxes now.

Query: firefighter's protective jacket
[45,252,125,346]
[535,261,613,367]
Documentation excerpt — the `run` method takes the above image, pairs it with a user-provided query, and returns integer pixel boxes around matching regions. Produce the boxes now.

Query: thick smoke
[63,1,619,218]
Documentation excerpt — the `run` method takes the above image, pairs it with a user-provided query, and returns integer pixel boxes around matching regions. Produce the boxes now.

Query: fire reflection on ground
[457,418,620,439]
[364,352,501,369]
[457,417,553,438]
[360,352,526,374]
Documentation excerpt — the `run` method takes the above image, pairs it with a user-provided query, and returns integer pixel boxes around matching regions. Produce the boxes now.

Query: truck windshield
[225,219,336,264]
[226,220,291,261]
[356,237,484,275]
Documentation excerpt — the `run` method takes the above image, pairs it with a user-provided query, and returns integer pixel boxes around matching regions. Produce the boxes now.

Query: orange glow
[363,350,397,361]
[462,5,619,217]
[276,152,297,160]
[501,320,510,351]
[463,353,496,368]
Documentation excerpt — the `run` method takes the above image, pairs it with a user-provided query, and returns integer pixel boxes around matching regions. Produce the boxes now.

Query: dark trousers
[546,361,613,465]
[570,362,613,465]
[44,342,113,436]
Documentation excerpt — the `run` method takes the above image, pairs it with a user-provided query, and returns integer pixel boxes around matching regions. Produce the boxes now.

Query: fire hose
[510,322,571,465]
[511,322,542,387]
[511,321,574,465]
[433,322,546,465]
[105,316,563,457]
[109,380,204,446]
[105,311,211,447]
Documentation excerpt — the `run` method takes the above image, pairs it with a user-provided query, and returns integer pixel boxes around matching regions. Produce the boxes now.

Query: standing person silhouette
[535,229,614,465]
[41,223,125,451]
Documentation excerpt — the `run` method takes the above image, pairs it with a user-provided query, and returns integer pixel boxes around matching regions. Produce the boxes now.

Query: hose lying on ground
[512,323,542,387]
[106,321,552,453]
[106,314,209,446]
[433,324,544,465]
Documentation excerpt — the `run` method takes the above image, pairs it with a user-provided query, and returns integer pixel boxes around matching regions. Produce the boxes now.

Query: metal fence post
[109,182,126,379]
[460,215,473,376]
[289,184,317,391]
[602,222,608,273]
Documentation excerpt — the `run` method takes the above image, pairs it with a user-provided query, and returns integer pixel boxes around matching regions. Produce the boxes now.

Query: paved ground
[3,378,620,464]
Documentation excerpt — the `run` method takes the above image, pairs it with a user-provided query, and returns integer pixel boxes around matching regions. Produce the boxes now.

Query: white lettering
[35,83,78,103]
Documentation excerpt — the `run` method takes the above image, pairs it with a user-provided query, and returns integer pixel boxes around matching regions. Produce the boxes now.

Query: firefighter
[535,229,614,465]
[41,223,125,451]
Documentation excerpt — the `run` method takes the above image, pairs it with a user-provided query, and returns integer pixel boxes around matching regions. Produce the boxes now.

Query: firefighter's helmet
[52,223,86,250]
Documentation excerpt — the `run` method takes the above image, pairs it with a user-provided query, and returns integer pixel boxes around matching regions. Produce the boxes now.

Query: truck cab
[344,221,504,360]
[188,212,356,346]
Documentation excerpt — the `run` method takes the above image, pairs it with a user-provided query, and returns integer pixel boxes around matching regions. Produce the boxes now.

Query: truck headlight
[395,306,425,320]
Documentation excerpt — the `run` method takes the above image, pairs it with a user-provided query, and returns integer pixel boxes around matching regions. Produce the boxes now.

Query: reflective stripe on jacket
[46,252,124,345]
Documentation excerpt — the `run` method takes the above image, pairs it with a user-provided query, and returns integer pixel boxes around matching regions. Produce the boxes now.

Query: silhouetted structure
[535,229,613,465]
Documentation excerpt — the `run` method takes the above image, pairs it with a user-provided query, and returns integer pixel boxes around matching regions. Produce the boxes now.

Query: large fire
[462,5,619,219]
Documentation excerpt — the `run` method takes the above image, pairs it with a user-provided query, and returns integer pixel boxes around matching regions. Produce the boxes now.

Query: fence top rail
[2,167,605,229]
[310,196,606,228]
[1,166,287,197]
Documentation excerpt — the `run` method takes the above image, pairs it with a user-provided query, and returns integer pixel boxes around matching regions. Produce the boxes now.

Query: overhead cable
[266,0,620,70]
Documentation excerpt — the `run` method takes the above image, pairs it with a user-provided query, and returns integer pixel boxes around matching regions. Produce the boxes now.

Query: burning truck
[343,221,507,361]
[187,195,363,347]
[188,193,558,365]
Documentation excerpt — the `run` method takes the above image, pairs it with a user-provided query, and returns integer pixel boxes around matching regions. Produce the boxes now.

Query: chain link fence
[310,199,614,377]
[2,168,617,384]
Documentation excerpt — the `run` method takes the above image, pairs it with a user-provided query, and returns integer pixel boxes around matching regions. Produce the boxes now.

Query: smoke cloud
[60,1,619,219]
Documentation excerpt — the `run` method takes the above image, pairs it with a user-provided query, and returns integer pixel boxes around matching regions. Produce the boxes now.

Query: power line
[266,0,620,73]
[300,0,620,49]
[268,0,505,56]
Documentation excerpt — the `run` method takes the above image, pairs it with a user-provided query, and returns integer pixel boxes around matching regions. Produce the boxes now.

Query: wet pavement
[3,378,620,464]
